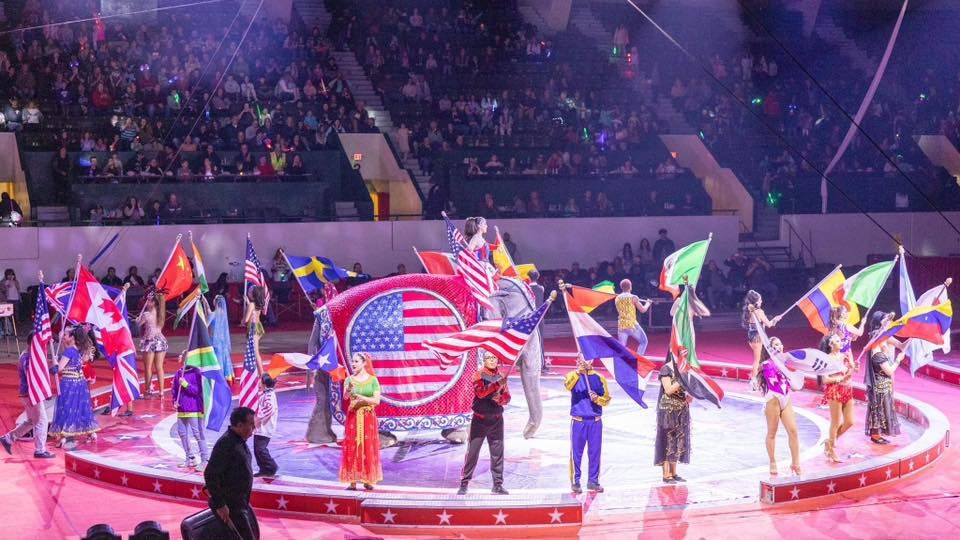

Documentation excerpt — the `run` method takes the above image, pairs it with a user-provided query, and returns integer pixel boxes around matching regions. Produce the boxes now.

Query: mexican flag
[834,258,896,311]
[669,288,723,408]
[659,236,711,298]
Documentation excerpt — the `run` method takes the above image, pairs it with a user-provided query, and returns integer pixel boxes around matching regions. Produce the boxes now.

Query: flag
[563,288,655,408]
[70,269,141,414]
[592,281,616,294]
[285,254,355,293]
[45,282,75,317]
[347,288,473,402]
[670,288,724,408]
[190,236,209,293]
[274,338,340,373]
[238,327,260,411]
[244,237,267,288]
[491,226,518,278]
[156,242,194,298]
[416,250,457,275]
[565,284,615,314]
[173,286,203,328]
[424,298,553,367]
[26,280,54,405]
[796,266,860,334]
[835,259,896,311]
[908,284,952,375]
[781,348,848,376]
[185,303,232,431]
[442,212,467,257]
[872,302,953,348]
[515,263,538,282]
[456,249,495,310]
[659,238,711,298]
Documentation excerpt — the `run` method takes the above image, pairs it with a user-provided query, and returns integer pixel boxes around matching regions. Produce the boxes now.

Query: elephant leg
[520,332,544,439]
[306,371,337,444]
[379,431,398,448]
[442,427,467,444]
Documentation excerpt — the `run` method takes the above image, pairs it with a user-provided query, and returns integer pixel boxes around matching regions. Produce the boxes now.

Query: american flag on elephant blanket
[348,289,468,405]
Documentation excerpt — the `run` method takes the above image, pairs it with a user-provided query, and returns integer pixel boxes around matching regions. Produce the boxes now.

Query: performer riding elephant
[488,276,546,439]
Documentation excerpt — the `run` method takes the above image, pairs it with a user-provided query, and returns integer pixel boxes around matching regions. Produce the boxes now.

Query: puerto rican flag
[562,288,655,408]
[68,266,140,413]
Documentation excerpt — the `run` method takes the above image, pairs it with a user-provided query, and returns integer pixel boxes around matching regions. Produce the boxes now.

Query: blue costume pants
[570,417,602,486]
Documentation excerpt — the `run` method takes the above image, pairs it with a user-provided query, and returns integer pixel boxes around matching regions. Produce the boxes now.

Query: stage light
[751,97,763,106]
[81,524,120,540]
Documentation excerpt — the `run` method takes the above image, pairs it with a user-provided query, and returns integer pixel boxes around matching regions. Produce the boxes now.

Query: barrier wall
[0,216,740,281]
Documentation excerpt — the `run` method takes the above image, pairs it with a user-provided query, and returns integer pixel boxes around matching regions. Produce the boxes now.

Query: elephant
[488,276,545,439]
[304,309,337,445]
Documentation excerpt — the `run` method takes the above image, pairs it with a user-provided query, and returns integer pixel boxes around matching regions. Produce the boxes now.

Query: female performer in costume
[50,327,100,448]
[755,336,802,475]
[464,216,490,263]
[655,358,690,484]
[209,294,233,382]
[744,290,781,377]
[828,305,868,367]
[864,312,904,444]
[340,352,383,490]
[821,333,854,462]
[243,286,267,375]
[137,292,168,395]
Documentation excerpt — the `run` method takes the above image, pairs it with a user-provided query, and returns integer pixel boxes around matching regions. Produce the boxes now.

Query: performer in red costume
[458,351,511,495]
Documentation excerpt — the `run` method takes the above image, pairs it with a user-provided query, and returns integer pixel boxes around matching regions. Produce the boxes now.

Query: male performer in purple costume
[564,354,611,493]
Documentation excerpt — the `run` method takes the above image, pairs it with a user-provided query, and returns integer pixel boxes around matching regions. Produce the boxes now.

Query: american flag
[244,237,266,288]
[424,298,552,367]
[456,249,495,311]
[238,328,260,411]
[442,212,467,257]
[348,290,465,404]
[45,282,74,317]
[27,280,54,405]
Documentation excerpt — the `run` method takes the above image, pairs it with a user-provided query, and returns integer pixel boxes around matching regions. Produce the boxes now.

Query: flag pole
[54,255,83,359]
[279,248,315,311]
[775,264,843,320]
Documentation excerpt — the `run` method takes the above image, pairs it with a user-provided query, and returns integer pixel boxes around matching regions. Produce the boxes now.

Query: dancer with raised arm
[616,278,651,355]
[756,336,802,475]
[744,290,781,380]
[864,312,905,444]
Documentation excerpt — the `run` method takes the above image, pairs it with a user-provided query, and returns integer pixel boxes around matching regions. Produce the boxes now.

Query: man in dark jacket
[458,351,511,496]
[204,407,258,539]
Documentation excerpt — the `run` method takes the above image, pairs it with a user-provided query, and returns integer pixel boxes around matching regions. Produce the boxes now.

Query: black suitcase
[180,507,259,540]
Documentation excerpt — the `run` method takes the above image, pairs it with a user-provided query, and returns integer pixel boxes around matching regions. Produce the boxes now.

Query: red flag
[416,250,457,275]
[68,266,137,359]
[156,243,193,298]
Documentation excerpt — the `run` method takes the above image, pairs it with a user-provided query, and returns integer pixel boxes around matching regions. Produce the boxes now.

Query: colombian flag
[797,267,860,335]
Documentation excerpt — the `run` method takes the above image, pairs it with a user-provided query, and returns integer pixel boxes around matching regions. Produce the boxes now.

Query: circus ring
[63,357,949,535]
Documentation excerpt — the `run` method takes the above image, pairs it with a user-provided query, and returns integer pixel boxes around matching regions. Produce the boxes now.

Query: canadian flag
[68,266,136,357]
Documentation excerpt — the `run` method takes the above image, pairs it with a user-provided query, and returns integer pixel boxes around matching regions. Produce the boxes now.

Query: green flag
[659,237,711,298]
[191,236,209,294]
[839,259,896,310]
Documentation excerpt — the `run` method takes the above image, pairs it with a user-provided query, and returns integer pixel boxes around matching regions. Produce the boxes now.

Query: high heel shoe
[825,439,842,463]
[790,464,801,476]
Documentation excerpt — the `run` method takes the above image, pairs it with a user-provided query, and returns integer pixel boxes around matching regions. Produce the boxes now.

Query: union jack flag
[27,280,54,405]
[424,298,552,367]
[90,286,141,414]
[238,328,260,411]
[442,212,467,257]
[456,249,495,311]
[45,282,75,317]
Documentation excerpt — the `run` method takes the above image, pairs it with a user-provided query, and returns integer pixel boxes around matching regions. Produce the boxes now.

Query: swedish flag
[286,254,355,293]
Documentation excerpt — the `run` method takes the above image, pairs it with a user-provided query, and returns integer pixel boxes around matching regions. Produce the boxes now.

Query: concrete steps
[814,16,877,76]
[293,0,332,32]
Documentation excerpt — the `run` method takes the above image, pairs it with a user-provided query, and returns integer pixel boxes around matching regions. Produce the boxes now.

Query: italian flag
[659,236,712,298]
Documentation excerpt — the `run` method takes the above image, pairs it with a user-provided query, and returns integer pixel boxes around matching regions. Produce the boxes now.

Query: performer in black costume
[458,351,511,495]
